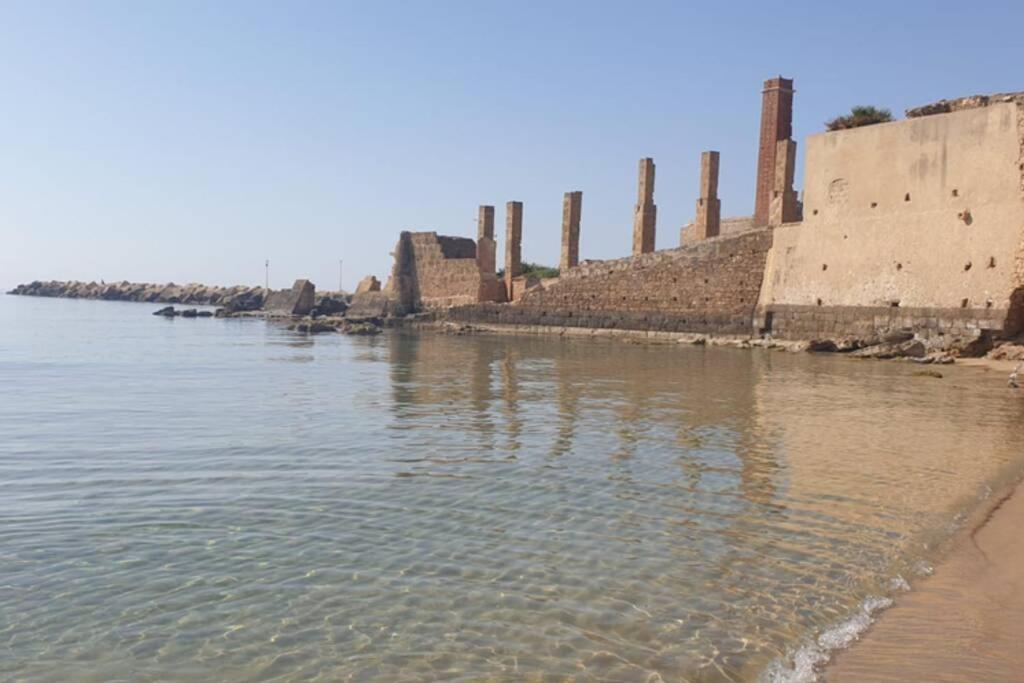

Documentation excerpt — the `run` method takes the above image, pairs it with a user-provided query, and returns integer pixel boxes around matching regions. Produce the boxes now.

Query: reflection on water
[1,296,1022,682]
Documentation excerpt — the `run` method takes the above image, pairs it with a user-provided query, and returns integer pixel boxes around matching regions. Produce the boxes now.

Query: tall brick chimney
[753,77,794,227]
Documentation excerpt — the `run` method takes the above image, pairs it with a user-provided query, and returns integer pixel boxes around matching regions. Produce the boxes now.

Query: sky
[2,1,1023,292]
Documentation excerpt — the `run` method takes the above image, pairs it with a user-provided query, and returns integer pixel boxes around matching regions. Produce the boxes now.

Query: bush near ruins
[497,262,559,279]
[825,105,894,131]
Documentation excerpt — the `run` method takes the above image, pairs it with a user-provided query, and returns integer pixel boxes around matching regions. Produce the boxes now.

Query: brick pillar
[476,205,496,276]
[769,139,800,225]
[560,191,582,272]
[505,201,523,296]
[477,205,494,241]
[694,151,721,240]
[754,77,794,227]
[632,157,656,255]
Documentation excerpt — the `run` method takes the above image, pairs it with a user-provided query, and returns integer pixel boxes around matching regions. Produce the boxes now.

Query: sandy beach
[828,476,1024,681]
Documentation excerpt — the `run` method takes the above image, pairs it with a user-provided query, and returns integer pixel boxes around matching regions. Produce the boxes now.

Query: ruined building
[386,77,1024,345]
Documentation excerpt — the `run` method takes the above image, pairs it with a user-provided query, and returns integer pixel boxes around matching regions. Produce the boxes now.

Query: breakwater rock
[8,279,268,310]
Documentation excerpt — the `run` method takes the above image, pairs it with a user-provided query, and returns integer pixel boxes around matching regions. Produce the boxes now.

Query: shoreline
[826,472,1024,681]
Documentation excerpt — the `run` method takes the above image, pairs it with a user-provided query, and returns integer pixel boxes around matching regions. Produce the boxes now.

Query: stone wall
[451,229,773,334]
[681,216,755,246]
[757,101,1024,339]
[387,231,506,311]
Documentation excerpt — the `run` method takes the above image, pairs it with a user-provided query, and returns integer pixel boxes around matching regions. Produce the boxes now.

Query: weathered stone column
[632,158,656,255]
[694,151,721,240]
[560,191,582,272]
[754,77,794,227]
[505,201,523,296]
[768,139,800,225]
[476,205,496,275]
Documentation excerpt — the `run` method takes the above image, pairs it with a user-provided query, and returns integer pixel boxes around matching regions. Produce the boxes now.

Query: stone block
[264,279,316,316]
[355,275,381,294]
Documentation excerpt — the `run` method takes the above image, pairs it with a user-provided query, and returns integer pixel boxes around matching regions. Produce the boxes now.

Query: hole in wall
[816,298,823,306]
[812,209,819,216]
[896,262,903,271]
[822,264,828,271]
[904,193,911,202]
[870,202,878,208]
[890,300,901,307]
[843,234,848,240]
[951,189,959,197]
[959,209,973,225]
[986,300,994,309]
[961,298,969,308]
[964,262,972,271]
[989,257,997,268]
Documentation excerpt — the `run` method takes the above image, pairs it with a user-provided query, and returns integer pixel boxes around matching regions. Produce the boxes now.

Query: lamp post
[339,259,343,293]
[265,259,269,290]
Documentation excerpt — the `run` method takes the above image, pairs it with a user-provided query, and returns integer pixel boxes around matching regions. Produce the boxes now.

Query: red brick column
[754,77,794,227]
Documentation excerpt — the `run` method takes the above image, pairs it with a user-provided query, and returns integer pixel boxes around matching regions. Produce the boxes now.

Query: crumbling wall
[451,230,773,334]
[387,231,505,311]
[758,102,1024,339]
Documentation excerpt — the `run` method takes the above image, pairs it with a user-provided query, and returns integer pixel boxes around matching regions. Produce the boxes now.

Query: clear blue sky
[2,1,1022,291]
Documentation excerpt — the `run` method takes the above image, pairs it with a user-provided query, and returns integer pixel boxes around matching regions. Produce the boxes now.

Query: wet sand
[828,480,1024,682]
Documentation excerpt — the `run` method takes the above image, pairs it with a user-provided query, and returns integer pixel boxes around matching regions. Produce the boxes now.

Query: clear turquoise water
[1,295,1022,682]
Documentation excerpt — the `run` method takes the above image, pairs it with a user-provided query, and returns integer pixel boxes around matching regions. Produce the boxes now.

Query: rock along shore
[7,279,268,310]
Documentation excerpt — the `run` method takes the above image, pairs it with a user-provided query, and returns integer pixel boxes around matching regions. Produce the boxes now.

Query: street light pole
[265,259,269,290]
[339,259,343,293]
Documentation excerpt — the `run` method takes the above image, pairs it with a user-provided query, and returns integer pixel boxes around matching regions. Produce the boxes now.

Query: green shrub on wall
[825,106,894,131]
[497,262,560,279]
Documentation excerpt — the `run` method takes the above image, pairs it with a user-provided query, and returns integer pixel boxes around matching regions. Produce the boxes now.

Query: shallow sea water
[1,296,1022,682]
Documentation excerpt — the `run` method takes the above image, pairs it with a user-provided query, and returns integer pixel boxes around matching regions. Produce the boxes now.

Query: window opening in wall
[870,202,877,208]
[904,193,911,202]
[961,298,969,308]
[989,257,997,268]
[951,189,959,197]
[896,263,903,271]
[964,262,972,271]
[822,264,828,271]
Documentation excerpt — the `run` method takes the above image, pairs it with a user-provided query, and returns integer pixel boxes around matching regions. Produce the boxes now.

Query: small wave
[760,596,893,683]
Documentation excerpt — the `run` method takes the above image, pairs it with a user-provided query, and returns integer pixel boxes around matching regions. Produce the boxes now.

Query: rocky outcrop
[347,291,396,320]
[287,317,383,335]
[312,293,348,316]
[152,306,213,318]
[8,280,267,308]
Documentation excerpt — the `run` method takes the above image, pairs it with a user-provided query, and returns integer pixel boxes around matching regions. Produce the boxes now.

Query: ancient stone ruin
[14,77,1024,356]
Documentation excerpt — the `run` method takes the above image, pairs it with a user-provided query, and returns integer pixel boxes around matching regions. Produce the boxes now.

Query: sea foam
[760,596,893,683]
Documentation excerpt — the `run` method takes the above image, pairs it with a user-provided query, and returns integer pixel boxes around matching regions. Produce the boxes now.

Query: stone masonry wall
[450,229,773,334]
[389,231,505,311]
[401,232,484,309]
[759,101,1024,340]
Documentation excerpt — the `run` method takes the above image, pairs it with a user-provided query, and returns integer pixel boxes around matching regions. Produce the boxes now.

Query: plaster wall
[760,103,1024,335]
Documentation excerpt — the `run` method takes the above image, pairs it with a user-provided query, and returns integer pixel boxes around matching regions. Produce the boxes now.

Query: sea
[2,295,1022,682]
